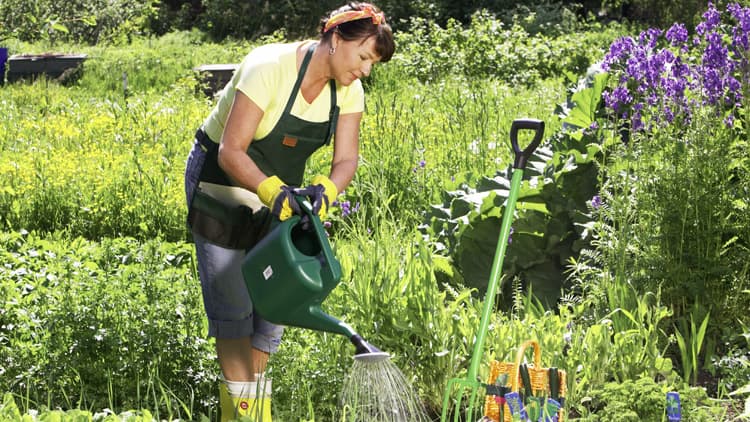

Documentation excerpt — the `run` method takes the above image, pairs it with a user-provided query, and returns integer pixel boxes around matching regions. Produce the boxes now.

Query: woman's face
[331,35,382,86]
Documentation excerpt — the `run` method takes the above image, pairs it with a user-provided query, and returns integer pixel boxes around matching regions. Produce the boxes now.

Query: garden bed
[6,53,88,84]
[193,63,237,97]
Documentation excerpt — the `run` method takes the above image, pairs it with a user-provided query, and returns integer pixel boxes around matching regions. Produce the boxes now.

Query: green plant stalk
[675,312,710,385]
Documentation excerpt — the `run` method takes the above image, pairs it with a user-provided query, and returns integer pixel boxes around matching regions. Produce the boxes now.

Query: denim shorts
[185,139,284,353]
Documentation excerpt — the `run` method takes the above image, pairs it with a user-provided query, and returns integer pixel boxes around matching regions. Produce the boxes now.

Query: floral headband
[323,4,386,33]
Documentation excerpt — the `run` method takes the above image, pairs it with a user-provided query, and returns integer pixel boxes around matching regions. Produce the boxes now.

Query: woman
[183,2,394,420]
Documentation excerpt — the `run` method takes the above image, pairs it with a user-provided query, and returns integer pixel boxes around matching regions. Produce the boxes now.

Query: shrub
[394,10,623,84]
[581,378,722,420]
[566,1,750,386]
[594,1,750,336]
[0,0,156,45]
[0,231,215,418]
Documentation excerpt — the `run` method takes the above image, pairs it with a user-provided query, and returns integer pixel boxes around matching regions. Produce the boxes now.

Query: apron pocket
[188,190,272,250]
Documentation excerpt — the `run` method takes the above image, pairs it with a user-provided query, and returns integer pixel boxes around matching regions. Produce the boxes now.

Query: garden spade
[440,118,544,422]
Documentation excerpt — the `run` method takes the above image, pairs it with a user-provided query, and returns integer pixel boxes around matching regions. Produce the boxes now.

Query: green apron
[249,43,339,187]
[189,42,339,249]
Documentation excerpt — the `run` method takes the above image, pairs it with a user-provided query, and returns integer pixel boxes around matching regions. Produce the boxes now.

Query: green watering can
[242,195,385,361]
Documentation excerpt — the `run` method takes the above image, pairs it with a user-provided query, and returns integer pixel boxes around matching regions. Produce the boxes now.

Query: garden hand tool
[242,194,387,362]
[440,118,545,422]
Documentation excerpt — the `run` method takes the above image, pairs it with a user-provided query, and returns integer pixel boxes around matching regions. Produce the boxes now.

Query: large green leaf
[423,72,609,308]
[563,72,609,130]
[424,138,603,308]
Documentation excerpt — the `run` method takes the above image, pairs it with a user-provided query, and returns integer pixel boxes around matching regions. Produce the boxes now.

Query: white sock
[223,375,271,398]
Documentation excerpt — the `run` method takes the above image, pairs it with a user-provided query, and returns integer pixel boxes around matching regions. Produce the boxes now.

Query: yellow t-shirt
[202,40,365,143]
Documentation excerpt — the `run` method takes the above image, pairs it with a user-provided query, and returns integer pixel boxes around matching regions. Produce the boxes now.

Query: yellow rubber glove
[257,175,295,221]
[310,174,338,220]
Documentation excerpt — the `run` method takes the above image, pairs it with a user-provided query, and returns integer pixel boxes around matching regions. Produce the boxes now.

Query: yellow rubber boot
[219,375,272,422]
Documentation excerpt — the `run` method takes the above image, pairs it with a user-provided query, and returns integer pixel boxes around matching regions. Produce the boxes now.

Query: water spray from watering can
[242,194,388,362]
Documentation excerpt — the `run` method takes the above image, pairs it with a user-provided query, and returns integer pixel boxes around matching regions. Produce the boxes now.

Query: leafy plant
[0,0,155,44]
[594,1,750,343]
[674,311,711,385]
[0,231,215,419]
[421,70,612,309]
[579,377,723,421]
[393,11,620,84]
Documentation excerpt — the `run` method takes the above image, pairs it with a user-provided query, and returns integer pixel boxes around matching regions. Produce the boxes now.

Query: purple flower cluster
[665,23,688,48]
[728,3,750,51]
[590,195,602,210]
[601,2,748,133]
[333,199,360,217]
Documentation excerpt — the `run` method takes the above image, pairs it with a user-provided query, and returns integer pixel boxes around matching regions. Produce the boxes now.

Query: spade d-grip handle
[510,118,545,170]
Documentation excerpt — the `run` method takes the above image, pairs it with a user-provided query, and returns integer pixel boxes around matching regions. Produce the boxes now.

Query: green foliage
[498,1,587,36]
[0,231,215,419]
[0,393,171,422]
[267,328,352,420]
[1,19,746,421]
[712,345,750,398]
[560,287,675,412]
[0,81,203,241]
[422,141,600,308]
[320,76,565,230]
[1,0,717,47]
[620,0,708,30]
[394,11,623,84]
[580,378,723,421]
[0,0,156,45]
[197,0,330,41]
[585,85,750,360]
[331,212,484,414]
[0,33,268,241]
[563,3,750,396]
[153,0,594,39]
[421,72,612,309]
[675,311,711,386]
[0,32,564,242]
[558,71,609,134]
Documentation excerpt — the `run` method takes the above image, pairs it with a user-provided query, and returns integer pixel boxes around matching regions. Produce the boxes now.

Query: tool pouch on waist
[188,190,273,250]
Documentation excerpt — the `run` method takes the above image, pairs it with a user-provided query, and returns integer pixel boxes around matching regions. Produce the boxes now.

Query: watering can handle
[510,118,544,170]
[293,194,338,270]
